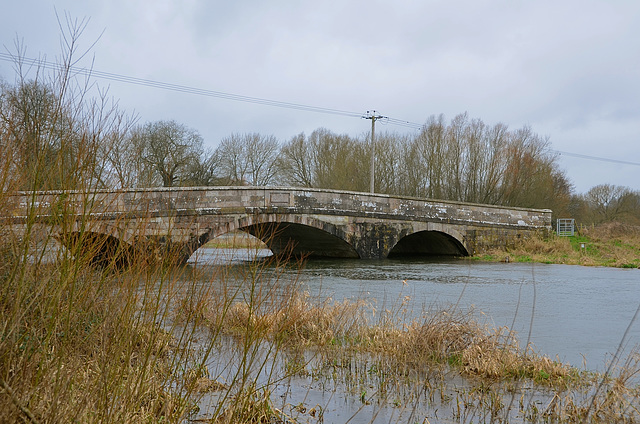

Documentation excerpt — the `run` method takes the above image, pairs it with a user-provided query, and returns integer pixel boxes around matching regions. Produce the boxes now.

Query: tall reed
[0,18,222,422]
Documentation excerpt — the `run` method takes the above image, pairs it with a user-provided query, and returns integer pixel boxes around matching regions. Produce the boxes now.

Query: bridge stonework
[7,187,552,264]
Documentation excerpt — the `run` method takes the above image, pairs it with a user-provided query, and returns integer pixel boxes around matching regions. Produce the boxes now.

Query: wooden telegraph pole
[363,110,384,194]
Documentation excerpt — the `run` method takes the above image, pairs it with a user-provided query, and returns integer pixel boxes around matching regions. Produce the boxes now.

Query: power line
[0,52,430,132]
[0,52,363,118]
[0,53,431,131]
[382,117,424,130]
[1,53,638,168]
[555,150,640,167]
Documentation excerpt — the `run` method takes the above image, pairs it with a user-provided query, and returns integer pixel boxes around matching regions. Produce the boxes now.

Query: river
[187,247,640,423]
[190,247,640,370]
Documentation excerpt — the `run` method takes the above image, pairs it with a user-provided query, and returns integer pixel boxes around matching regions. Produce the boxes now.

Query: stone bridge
[5,187,551,266]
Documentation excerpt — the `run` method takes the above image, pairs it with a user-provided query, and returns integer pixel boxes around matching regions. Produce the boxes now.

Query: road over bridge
[5,187,551,266]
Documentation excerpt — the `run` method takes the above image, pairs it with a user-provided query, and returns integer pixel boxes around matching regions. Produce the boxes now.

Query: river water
[191,247,640,370]
[187,248,640,423]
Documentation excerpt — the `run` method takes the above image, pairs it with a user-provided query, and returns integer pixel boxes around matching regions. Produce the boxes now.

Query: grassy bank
[474,222,640,268]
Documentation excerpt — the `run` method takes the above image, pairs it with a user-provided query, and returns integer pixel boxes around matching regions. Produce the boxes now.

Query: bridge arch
[187,215,360,260]
[388,228,469,258]
[58,231,137,268]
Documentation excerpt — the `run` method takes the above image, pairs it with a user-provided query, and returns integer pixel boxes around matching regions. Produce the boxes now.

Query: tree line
[1,55,638,226]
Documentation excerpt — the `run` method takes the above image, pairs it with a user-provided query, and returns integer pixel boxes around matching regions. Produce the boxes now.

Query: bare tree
[182,148,223,187]
[444,113,468,201]
[95,108,139,188]
[400,138,427,198]
[133,120,203,187]
[0,80,61,190]
[311,129,368,191]
[405,114,569,210]
[277,128,371,191]
[583,184,638,224]
[0,16,131,191]
[245,133,280,186]
[374,131,408,195]
[216,133,248,185]
[412,114,447,199]
[278,132,314,187]
[476,122,509,204]
[216,132,280,186]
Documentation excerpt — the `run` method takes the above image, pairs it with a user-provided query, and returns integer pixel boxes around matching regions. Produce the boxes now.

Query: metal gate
[556,218,575,236]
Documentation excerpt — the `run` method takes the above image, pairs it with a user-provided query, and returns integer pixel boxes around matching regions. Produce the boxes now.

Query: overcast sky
[1,1,639,193]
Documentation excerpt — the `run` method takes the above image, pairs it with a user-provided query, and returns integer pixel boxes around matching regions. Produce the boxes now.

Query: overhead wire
[554,150,640,167]
[0,52,363,118]
[383,117,424,130]
[0,52,637,168]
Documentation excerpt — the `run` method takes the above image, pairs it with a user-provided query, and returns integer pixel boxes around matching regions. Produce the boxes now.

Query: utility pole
[363,110,384,194]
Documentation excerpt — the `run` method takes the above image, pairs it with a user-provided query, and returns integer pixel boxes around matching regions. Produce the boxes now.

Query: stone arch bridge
[6,187,551,266]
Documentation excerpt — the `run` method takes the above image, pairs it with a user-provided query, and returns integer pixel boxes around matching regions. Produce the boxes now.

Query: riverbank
[472,222,640,268]
[204,231,267,249]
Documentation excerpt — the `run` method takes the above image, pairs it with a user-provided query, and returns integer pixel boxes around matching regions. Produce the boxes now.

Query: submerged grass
[205,291,577,389]
[1,179,638,423]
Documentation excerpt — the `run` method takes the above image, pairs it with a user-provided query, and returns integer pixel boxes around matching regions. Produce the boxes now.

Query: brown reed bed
[205,291,576,388]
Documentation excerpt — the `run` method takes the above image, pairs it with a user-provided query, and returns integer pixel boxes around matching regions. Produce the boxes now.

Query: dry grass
[4,216,640,423]
[530,348,640,423]
[2,187,637,424]
[0,258,192,423]
[0,200,225,423]
[212,291,373,347]
[394,311,572,385]
[580,222,640,267]
[583,222,640,240]
[1,190,637,423]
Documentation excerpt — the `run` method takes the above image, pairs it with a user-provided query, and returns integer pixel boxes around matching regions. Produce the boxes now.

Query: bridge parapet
[8,187,550,226]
